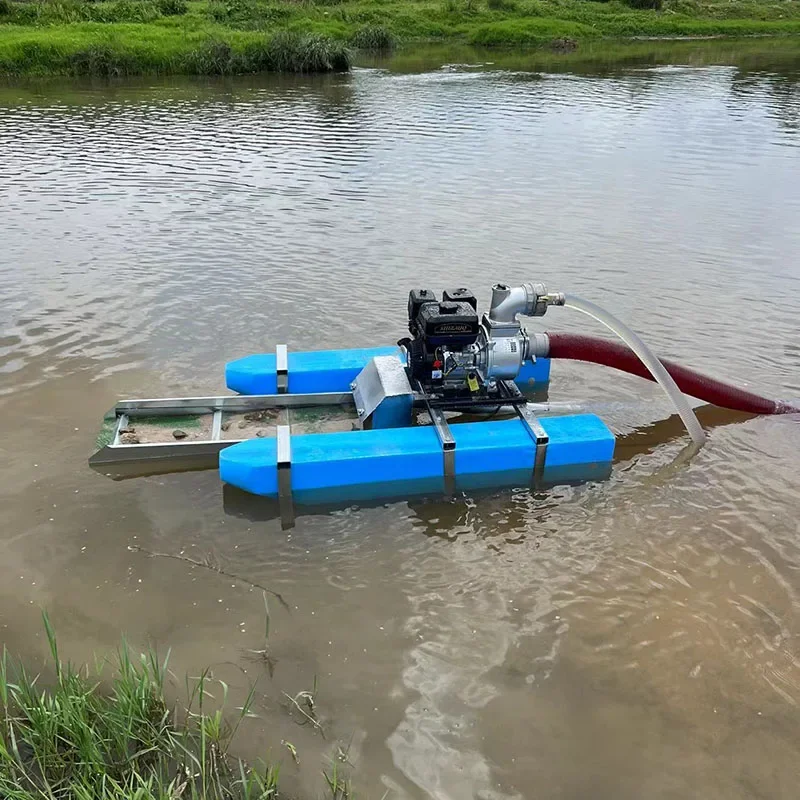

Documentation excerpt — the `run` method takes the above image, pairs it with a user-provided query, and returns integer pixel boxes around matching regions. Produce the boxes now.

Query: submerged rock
[244,408,277,423]
[173,429,188,440]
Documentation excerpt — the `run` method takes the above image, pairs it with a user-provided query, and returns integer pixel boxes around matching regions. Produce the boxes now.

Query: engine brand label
[434,324,472,333]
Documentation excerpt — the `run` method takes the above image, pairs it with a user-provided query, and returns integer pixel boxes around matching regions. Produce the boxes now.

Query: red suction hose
[546,332,798,415]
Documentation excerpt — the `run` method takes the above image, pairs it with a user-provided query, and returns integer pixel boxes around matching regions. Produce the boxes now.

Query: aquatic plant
[264,30,351,71]
[184,32,350,74]
[187,36,236,72]
[0,612,278,799]
[324,761,353,800]
[183,32,349,73]
[350,23,396,50]
[69,43,135,75]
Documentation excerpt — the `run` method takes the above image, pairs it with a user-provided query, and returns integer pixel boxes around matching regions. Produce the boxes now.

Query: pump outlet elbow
[488,282,548,323]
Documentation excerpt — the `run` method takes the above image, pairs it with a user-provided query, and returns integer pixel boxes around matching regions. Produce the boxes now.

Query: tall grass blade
[41,610,60,679]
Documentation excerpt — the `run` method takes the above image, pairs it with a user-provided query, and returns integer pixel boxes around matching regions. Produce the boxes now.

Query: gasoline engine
[399,283,560,410]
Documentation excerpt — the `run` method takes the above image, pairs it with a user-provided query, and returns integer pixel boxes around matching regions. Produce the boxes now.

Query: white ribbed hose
[562,295,706,446]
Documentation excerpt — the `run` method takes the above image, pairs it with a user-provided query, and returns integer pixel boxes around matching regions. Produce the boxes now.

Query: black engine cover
[442,288,478,310]
[413,301,480,348]
[407,289,437,323]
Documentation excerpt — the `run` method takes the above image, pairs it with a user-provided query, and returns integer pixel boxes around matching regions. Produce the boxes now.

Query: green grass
[0,14,351,74]
[0,612,278,799]
[349,23,397,50]
[2,0,800,74]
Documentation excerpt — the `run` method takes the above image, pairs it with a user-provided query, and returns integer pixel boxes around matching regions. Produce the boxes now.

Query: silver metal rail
[115,391,352,416]
[90,391,354,468]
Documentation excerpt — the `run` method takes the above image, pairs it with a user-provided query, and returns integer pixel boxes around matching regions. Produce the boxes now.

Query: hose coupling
[539,292,566,307]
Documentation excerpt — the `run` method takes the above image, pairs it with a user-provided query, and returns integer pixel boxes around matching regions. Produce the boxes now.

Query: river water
[1,41,800,799]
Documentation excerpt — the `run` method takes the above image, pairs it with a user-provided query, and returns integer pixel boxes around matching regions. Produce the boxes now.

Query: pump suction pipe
[543,331,800,417]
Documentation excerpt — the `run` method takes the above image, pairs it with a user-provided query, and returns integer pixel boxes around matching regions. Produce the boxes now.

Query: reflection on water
[1,41,800,799]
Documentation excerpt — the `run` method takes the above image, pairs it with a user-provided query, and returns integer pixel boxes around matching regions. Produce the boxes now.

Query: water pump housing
[401,285,544,409]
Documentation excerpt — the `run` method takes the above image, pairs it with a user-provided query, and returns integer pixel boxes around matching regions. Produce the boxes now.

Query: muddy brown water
[1,42,800,799]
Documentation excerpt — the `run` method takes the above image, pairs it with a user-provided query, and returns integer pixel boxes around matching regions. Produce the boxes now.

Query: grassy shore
[1,0,800,75]
[0,614,280,799]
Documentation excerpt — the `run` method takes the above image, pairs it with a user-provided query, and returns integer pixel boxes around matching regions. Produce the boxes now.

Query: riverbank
[0,615,284,799]
[2,0,800,75]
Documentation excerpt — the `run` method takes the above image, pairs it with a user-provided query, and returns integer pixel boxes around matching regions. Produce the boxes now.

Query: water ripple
[0,61,799,799]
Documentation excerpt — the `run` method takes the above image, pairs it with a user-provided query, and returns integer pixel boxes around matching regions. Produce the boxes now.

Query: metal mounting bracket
[276,344,288,394]
[515,404,549,487]
[417,381,456,496]
[276,424,294,529]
